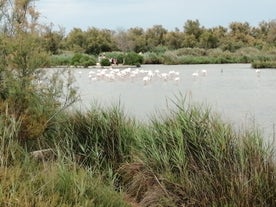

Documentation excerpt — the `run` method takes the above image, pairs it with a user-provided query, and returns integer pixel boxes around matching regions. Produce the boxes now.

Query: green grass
[1,98,275,206]
[251,60,276,68]
[0,160,130,207]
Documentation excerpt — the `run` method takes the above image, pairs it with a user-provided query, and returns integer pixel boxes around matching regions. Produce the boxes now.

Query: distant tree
[126,27,147,52]
[182,34,197,48]
[267,20,276,45]
[84,27,117,55]
[164,28,184,49]
[43,24,65,54]
[114,28,131,52]
[199,30,219,49]
[228,22,255,45]
[251,21,269,40]
[64,28,86,52]
[183,19,204,40]
[145,25,167,50]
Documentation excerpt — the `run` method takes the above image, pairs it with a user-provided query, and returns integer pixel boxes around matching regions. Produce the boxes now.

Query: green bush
[70,53,97,67]
[124,52,144,66]
[252,60,276,68]
[141,52,162,64]
[50,55,72,66]
[100,58,111,66]
[104,52,125,64]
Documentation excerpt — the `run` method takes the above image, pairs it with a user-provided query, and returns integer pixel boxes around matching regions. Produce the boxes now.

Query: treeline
[46,19,276,55]
[43,19,276,68]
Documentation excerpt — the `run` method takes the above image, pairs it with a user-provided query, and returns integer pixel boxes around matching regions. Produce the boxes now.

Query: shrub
[100,58,111,66]
[57,104,137,170]
[124,52,144,66]
[50,54,72,66]
[104,52,125,64]
[142,52,163,64]
[71,53,96,67]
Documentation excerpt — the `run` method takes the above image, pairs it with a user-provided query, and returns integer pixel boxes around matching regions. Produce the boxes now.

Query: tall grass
[119,98,276,206]
[0,160,130,206]
[0,113,26,166]
[1,97,275,206]
[53,104,138,170]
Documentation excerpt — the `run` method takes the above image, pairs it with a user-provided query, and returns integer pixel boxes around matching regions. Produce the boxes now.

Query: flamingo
[256,69,261,75]
[174,77,180,84]
[160,73,168,81]
[192,71,199,78]
[143,76,151,85]
[201,69,207,76]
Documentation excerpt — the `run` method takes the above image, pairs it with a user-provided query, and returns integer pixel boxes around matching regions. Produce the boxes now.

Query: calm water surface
[72,64,276,143]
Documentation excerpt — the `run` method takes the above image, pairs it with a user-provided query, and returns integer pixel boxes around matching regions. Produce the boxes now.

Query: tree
[164,28,184,49]
[114,28,131,52]
[64,28,86,52]
[199,30,219,49]
[126,27,147,52]
[0,0,77,142]
[145,25,167,50]
[182,34,197,48]
[267,20,276,45]
[42,24,65,54]
[183,19,203,40]
[83,27,117,55]
[228,22,255,45]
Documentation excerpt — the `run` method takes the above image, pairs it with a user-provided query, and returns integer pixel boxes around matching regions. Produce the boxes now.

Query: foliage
[0,159,130,206]
[55,104,137,170]
[0,0,78,143]
[124,52,144,66]
[1,2,276,206]
[100,58,111,66]
[50,54,73,66]
[0,94,275,206]
[12,16,275,62]
[70,53,97,67]
[104,52,125,64]
[118,98,276,206]
[252,60,276,68]
[143,52,164,64]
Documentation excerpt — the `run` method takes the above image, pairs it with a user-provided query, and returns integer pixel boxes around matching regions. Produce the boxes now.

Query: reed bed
[118,99,276,206]
[54,104,138,170]
[1,98,275,206]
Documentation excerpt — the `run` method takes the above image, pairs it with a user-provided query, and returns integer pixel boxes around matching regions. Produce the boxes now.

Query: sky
[36,0,276,32]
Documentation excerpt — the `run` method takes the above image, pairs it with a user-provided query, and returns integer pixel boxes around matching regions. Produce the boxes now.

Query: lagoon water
[72,64,276,143]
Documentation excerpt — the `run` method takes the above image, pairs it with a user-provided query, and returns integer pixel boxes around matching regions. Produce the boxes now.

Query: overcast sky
[36,0,275,32]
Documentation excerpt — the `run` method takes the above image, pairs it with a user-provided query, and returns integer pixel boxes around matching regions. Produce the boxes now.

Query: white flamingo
[192,71,199,79]
[143,76,151,85]
[201,69,207,76]
[256,69,261,76]
[174,77,180,84]
[160,73,168,81]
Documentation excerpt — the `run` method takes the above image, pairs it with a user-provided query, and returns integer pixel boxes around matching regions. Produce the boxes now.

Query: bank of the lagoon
[72,63,276,143]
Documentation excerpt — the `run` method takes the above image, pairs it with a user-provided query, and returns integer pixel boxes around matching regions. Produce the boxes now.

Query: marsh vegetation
[0,1,275,206]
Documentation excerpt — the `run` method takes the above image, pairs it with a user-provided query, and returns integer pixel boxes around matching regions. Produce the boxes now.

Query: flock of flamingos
[76,66,262,86]
[78,67,209,85]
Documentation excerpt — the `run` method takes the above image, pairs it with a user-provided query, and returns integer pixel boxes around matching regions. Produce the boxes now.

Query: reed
[251,60,276,68]
[1,96,275,206]
[55,103,138,170]
[0,159,130,206]
[119,97,276,206]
